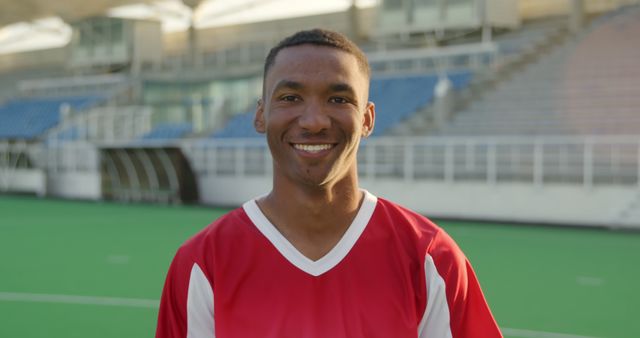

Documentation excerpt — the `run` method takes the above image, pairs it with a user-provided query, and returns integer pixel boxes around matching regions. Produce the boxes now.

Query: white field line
[0,292,159,309]
[0,292,602,338]
[502,327,601,338]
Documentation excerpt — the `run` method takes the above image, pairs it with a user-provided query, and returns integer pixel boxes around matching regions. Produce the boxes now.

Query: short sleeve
[418,230,502,338]
[156,248,192,338]
[156,247,216,338]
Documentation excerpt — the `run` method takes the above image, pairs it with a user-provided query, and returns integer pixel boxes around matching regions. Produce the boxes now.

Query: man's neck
[256,177,364,261]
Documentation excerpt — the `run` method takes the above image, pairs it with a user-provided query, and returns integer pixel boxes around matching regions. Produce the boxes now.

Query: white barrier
[183,135,640,228]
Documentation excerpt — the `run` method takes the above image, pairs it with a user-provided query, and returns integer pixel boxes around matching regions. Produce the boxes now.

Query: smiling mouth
[292,144,334,153]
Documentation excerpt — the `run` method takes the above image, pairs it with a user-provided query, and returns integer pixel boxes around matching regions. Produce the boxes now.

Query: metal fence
[184,135,640,188]
[2,135,637,192]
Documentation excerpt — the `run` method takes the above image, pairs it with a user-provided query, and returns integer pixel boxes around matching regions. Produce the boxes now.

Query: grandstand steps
[386,106,433,136]
[440,6,640,137]
[447,109,640,122]
[453,115,640,125]
[497,24,570,76]
[495,17,568,62]
[443,118,640,129]
[494,78,640,90]
[487,86,640,99]
[437,20,572,135]
[448,125,639,135]
[460,109,640,120]
[447,119,640,133]
[385,20,566,136]
[469,98,640,111]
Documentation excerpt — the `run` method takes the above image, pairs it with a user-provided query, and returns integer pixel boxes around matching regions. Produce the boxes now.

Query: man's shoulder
[374,197,441,233]
[373,197,465,264]
[179,206,253,253]
[166,204,259,279]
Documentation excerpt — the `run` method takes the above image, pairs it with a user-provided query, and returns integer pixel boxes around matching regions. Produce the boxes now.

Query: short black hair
[263,28,370,81]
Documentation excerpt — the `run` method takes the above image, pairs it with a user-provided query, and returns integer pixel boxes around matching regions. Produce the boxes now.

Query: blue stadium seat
[45,126,88,145]
[210,112,263,139]
[139,122,193,140]
[0,95,105,140]
[370,71,472,136]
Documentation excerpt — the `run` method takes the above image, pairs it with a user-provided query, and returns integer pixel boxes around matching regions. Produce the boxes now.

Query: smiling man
[156,29,502,338]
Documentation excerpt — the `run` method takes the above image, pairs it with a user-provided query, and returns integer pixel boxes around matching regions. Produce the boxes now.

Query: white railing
[358,136,639,187]
[367,42,498,74]
[0,141,47,195]
[0,141,96,174]
[18,74,129,95]
[184,138,271,177]
[157,40,499,76]
[3,136,637,197]
[47,106,153,143]
[183,135,640,188]
[5,135,636,188]
[36,141,99,173]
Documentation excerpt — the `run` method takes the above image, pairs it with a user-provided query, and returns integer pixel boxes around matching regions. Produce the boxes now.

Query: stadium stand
[209,71,473,138]
[41,105,153,144]
[438,5,640,136]
[139,122,193,140]
[495,17,567,57]
[2,1,639,227]
[371,71,473,136]
[0,67,67,102]
[210,112,262,138]
[45,126,87,144]
[0,95,106,139]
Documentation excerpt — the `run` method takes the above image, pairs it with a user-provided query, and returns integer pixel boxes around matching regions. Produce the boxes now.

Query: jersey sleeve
[418,229,502,338]
[156,246,215,338]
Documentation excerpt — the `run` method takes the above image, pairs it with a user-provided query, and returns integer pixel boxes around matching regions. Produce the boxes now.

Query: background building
[1,0,639,226]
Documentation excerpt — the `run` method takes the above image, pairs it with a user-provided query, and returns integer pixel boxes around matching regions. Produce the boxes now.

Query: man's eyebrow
[273,80,303,93]
[329,83,356,95]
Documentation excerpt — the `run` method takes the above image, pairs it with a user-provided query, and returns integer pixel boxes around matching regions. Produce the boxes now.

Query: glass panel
[383,0,403,10]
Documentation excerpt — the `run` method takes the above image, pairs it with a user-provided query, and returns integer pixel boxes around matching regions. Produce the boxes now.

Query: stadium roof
[0,0,158,27]
[0,0,366,28]
[0,0,370,54]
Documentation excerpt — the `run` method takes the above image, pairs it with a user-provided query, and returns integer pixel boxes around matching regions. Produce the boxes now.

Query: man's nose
[298,102,331,133]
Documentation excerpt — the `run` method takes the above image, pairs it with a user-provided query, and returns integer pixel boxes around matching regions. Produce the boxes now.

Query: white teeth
[294,144,332,153]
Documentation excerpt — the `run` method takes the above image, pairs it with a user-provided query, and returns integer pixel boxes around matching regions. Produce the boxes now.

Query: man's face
[255,44,375,188]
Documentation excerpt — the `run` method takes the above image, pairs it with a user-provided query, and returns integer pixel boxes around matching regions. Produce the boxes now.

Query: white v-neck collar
[242,189,378,277]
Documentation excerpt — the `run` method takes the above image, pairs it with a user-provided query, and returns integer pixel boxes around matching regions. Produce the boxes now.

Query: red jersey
[156,190,502,338]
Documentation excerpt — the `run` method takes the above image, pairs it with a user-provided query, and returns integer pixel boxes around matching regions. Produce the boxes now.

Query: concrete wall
[0,47,67,73]
[0,169,46,196]
[361,179,635,228]
[46,172,101,200]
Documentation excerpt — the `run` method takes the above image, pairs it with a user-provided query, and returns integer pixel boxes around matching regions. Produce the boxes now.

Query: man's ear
[254,98,266,134]
[362,101,375,137]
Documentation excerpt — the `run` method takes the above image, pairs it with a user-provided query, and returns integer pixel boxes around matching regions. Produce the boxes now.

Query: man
[156,28,502,338]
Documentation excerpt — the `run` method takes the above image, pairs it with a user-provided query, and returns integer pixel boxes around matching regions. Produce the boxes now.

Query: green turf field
[1,195,639,338]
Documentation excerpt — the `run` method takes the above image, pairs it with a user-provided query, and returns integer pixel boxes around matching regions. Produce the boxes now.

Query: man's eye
[281,95,299,102]
[330,97,348,104]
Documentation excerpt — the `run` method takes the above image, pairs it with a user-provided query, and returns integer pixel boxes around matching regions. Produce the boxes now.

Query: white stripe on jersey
[187,263,215,338]
[418,254,453,338]
[243,189,378,277]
